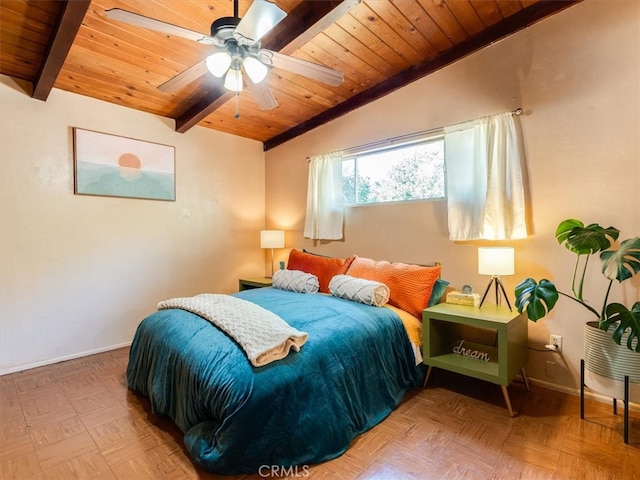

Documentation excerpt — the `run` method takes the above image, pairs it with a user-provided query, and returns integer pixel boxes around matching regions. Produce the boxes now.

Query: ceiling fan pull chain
[235,91,240,119]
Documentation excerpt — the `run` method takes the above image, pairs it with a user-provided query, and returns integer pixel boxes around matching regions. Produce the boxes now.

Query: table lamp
[478,247,514,310]
[260,230,285,278]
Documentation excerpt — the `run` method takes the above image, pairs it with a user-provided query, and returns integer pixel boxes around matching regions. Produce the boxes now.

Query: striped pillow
[345,256,441,319]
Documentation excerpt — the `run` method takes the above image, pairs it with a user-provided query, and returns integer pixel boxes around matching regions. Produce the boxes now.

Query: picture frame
[73,127,176,201]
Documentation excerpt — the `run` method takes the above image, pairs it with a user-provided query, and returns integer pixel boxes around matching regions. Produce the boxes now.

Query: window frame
[341,131,446,207]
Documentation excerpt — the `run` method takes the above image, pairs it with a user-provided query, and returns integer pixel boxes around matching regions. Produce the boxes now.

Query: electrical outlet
[545,361,556,377]
[551,334,562,352]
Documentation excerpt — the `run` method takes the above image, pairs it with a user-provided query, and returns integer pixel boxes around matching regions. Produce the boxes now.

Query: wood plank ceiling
[1,0,582,150]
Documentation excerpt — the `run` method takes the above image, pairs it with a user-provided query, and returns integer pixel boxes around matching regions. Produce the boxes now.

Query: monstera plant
[514,219,640,352]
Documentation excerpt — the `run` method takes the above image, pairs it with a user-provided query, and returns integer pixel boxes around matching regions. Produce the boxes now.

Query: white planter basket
[583,321,640,401]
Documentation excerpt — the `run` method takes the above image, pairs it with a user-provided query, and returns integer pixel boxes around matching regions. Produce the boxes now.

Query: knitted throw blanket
[158,294,308,367]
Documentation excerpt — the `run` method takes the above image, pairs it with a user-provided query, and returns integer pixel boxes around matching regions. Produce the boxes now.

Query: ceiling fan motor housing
[210,16,241,45]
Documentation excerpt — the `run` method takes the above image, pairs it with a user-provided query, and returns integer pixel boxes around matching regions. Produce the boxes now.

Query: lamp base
[479,276,512,311]
[267,248,275,279]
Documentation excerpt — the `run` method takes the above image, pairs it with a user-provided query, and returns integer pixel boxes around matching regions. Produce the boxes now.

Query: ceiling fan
[105,0,344,112]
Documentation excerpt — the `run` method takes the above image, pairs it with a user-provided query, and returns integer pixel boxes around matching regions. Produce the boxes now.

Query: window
[342,135,445,205]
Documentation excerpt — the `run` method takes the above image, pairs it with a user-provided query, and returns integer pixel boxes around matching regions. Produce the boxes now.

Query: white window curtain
[303,151,344,240]
[444,112,528,241]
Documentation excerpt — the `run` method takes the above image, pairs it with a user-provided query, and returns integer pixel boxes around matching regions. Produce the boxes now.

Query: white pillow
[329,274,390,307]
[272,269,319,294]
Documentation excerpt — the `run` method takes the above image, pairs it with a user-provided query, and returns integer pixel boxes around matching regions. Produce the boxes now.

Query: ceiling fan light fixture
[205,51,232,77]
[243,56,268,83]
[224,67,243,92]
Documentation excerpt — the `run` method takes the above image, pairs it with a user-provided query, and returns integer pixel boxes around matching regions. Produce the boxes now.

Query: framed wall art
[73,127,176,201]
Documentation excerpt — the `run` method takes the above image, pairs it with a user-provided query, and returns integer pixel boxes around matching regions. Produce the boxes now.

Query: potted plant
[514,218,640,353]
[515,219,640,398]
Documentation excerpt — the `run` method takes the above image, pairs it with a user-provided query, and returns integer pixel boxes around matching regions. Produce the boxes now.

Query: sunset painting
[73,128,175,201]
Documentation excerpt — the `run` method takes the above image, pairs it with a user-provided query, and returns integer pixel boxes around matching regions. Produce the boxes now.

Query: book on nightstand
[446,291,481,307]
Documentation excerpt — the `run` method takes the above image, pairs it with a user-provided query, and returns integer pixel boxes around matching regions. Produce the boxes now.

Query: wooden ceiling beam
[175,0,358,134]
[32,0,90,101]
[263,0,583,151]
[265,0,360,55]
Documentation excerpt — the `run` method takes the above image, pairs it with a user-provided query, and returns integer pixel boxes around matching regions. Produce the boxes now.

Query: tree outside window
[343,136,445,205]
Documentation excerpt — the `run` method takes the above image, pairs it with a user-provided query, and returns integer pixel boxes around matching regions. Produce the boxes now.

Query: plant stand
[580,359,632,444]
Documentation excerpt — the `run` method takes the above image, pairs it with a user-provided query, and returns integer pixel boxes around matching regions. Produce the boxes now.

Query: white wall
[0,76,266,373]
[265,0,640,392]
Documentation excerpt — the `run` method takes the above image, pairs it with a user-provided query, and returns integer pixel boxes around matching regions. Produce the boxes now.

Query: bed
[126,251,445,474]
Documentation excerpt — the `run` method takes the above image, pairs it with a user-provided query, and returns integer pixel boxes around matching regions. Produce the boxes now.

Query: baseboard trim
[3,349,638,415]
[0,342,132,375]
[528,376,640,412]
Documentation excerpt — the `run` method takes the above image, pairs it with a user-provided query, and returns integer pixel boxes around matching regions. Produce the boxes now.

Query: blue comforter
[127,288,424,474]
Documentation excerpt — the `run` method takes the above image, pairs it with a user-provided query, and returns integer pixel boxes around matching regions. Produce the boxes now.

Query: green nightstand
[238,277,273,291]
[422,303,529,416]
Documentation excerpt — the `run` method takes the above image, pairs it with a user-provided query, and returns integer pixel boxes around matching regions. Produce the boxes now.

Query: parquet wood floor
[1,347,638,479]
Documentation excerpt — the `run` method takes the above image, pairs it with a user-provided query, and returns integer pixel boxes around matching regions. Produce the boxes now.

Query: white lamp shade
[224,67,243,92]
[260,230,284,249]
[243,56,268,83]
[205,51,231,78]
[478,247,515,276]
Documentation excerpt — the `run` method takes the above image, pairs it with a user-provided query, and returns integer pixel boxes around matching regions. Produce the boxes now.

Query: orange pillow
[346,256,441,318]
[287,249,355,294]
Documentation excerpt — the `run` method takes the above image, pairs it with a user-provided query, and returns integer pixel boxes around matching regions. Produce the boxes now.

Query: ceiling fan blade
[257,50,344,86]
[233,0,287,45]
[244,74,278,111]
[158,61,210,93]
[105,8,213,44]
